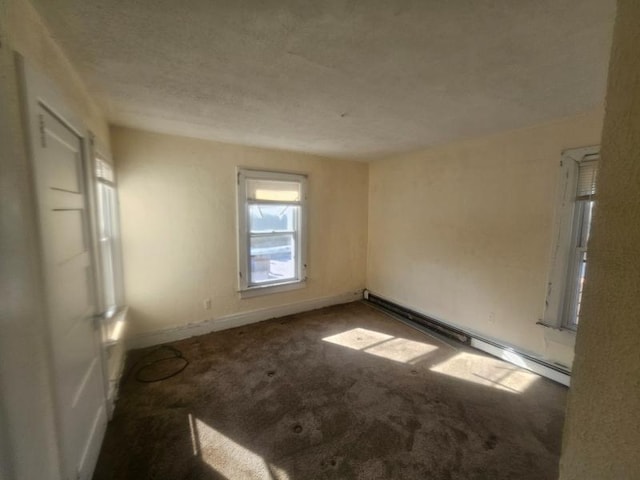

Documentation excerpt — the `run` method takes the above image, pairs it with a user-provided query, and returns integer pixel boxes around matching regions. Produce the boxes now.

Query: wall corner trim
[125,290,363,350]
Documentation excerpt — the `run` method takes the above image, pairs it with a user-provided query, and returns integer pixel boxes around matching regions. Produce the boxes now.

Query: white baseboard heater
[363,290,571,386]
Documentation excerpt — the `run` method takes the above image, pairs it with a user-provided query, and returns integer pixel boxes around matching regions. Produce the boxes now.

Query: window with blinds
[576,158,597,200]
[542,146,600,332]
[237,169,307,295]
[96,157,115,183]
[564,155,599,329]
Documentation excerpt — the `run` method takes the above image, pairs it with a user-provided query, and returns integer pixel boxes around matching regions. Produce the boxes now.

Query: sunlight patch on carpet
[322,327,438,364]
[430,352,539,393]
[190,415,289,480]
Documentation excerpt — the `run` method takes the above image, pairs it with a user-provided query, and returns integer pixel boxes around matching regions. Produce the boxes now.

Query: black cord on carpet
[126,345,189,383]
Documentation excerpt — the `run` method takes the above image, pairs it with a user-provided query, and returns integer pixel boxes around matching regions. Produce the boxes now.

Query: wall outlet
[203,298,212,310]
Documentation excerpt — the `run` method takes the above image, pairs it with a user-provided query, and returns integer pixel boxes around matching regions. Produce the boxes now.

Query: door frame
[16,53,108,480]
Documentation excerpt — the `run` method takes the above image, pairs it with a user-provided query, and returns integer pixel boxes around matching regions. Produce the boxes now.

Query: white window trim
[541,145,599,331]
[89,138,126,314]
[236,168,308,297]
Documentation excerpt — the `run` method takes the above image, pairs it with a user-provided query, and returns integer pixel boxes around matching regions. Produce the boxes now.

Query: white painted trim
[126,290,363,350]
[77,404,107,480]
[542,145,600,329]
[17,54,109,480]
[470,338,571,387]
[102,307,128,419]
[236,168,308,292]
[106,348,125,419]
[239,280,306,298]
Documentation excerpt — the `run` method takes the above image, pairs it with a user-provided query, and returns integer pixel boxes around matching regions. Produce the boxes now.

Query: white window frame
[237,168,308,298]
[86,137,128,417]
[89,139,125,316]
[542,145,599,331]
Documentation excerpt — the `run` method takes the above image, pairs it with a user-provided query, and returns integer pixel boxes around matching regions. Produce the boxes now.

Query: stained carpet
[93,302,567,480]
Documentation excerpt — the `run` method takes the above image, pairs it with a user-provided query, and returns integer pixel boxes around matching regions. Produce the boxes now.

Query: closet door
[21,58,107,480]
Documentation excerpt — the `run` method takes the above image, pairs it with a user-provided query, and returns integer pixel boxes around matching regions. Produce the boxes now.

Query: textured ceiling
[30,0,615,159]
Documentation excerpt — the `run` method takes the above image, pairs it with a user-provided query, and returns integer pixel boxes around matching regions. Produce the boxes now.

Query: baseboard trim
[469,337,570,386]
[126,290,363,350]
[364,290,571,387]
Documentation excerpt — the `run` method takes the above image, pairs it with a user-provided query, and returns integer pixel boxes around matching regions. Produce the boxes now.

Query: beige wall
[560,1,640,477]
[0,1,108,478]
[367,110,604,367]
[112,127,368,338]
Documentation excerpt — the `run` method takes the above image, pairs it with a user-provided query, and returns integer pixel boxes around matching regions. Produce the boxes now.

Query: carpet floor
[93,301,567,480]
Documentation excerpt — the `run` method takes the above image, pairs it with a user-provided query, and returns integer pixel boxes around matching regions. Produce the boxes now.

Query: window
[542,146,599,331]
[95,154,123,314]
[237,169,307,296]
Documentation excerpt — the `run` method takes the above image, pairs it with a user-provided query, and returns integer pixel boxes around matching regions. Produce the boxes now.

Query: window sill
[536,320,577,334]
[239,280,306,299]
[102,306,129,347]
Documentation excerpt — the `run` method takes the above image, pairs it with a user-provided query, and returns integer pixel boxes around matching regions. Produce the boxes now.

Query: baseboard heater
[363,290,571,386]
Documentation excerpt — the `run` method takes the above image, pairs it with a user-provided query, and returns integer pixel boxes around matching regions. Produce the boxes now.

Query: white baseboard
[126,290,363,350]
[470,338,571,387]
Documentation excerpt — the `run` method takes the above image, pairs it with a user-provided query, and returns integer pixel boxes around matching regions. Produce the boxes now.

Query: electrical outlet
[203,299,211,310]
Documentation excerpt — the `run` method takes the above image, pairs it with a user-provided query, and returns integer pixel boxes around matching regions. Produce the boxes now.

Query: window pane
[249,204,298,233]
[247,178,300,202]
[100,237,116,309]
[249,233,296,284]
[97,183,117,309]
[238,169,306,292]
[579,200,595,247]
[574,251,588,326]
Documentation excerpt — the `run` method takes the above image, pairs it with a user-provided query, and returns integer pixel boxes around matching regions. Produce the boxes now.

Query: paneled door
[22,58,107,480]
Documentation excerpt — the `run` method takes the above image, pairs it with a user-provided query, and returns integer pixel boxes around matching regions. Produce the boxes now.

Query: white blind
[246,178,301,202]
[96,158,115,182]
[576,159,597,200]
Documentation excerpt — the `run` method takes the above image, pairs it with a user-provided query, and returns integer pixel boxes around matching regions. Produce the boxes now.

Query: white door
[30,104,107,480]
